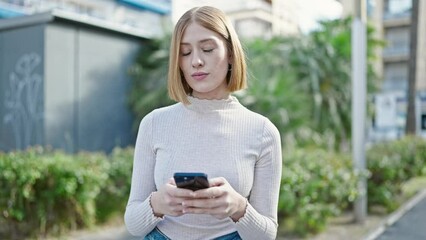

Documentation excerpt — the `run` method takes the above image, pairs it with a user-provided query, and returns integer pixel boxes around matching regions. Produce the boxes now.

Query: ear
[228,53,233,65]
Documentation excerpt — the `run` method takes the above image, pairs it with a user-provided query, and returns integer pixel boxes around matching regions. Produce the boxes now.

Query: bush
[0,147,109,239]
[278,148,359,235]
[367,136,426,211]
[95,147,133,222]
[2,136,424,238]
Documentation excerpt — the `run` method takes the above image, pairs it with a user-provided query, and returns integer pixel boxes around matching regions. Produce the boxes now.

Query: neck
[191,91,230,101]
[186,95,240,113]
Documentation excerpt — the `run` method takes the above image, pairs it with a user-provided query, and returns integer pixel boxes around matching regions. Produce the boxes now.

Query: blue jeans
[144,227,241,240]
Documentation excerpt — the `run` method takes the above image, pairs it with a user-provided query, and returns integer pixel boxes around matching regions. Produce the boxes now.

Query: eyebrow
[180,38,216,45]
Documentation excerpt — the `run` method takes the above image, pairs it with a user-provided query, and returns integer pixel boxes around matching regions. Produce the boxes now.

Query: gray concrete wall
[0,24,45,150]
[45,21,140,152]
[44,22,76,152]
[1,15,142,153]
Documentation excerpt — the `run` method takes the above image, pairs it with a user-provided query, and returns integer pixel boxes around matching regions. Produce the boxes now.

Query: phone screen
[173,172,209,191]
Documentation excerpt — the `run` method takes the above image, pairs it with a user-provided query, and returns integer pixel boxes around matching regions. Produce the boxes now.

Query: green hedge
[1,136,425,238]
[0,147,134,239]
[0,147,108,239]
[279,149,360,235]
[367,136,426,211]
[95,147,134,222]
[278,136,426,235]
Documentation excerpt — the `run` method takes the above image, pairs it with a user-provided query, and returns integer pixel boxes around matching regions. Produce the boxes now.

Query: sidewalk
[366,188,426,240]
[67,225,136,240]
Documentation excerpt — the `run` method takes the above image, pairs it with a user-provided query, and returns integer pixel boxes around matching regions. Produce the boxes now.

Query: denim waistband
[144,227,170,240]
[214,231,241,240]
[144,227,241,240]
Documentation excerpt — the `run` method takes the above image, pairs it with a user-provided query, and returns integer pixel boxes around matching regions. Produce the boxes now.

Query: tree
[239,37,311,136]
[288,17,382,151]
[127,34,173,131]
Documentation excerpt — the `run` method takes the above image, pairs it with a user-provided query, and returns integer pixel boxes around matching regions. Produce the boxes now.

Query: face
[179,22,230,100]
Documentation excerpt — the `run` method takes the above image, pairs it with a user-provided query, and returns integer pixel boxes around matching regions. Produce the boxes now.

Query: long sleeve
[124,112,162,236]
[235,119,282,240]
[123,97,283,239]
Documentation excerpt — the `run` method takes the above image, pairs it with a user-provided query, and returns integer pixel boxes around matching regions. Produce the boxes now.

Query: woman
[124,6,282,240]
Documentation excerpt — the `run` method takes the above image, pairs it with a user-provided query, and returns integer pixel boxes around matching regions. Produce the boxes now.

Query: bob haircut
[168,6,247,104]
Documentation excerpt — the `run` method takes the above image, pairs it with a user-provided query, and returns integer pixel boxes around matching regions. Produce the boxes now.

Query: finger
[166,181,195,198]
[169,206,186,217]
[164,191,195,206]
[192,187,223,199]
[168,197,189,206]
[167,177,176,186]
[183,206,210,215]
[171,188,196,198]
[182,198,220,209]
[208,177,226,187]
[171,203,186,212]
[183,206,224,216]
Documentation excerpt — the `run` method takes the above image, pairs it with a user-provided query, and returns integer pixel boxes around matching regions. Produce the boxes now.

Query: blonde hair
[168,6,247,104]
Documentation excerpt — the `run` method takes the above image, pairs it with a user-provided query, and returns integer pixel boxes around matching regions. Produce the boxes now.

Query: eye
[203,49,214,53]
[181,51,191,56]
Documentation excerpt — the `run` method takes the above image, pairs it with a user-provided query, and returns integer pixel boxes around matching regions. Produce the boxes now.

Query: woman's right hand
[150,178,195,217]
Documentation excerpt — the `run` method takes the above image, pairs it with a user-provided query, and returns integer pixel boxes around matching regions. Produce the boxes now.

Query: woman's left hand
[181,177,247,222]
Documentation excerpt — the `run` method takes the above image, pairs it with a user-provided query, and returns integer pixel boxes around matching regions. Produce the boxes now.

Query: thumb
[168,177,176,186]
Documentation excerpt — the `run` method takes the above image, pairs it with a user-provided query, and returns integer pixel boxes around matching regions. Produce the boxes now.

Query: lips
[191,72,209,81]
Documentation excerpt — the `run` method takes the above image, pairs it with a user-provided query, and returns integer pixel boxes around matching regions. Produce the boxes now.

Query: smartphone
[173,172,209,191]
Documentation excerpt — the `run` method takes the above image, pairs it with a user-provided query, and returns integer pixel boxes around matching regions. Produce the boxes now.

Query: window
[383,62,408,91]
[384,27,410,56]
[385,0,411,15]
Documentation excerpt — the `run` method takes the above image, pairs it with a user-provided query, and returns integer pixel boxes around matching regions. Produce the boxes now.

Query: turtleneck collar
[184,95,241,112]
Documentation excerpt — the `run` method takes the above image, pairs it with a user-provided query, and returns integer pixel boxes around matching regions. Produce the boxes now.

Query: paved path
[69,226,137,240]
[375,190,426,240]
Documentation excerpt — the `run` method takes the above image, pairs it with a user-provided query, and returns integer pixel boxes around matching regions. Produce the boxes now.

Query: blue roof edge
[0,6,26,18]
[118,0,170,15]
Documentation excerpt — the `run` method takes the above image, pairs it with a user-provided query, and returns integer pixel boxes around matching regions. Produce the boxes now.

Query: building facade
[0,0,171,38]
[171,0,300,39]
[0,0,171,153]
[340,0,426,139]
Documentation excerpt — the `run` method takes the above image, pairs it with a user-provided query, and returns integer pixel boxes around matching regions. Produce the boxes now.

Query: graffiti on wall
[3,53,44,149]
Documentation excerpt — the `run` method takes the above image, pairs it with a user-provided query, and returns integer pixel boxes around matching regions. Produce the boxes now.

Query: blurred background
[1,0,426,239]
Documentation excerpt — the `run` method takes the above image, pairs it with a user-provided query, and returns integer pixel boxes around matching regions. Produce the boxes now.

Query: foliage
[127,35,174,131]
[286,17,383,151]
[95,147,134,222]
[366,136,426,211]
[0,147,109,239]
[279,148,360,235]
[0,147,134,239]
[279,136,426,235]
[239,17,384,151]
[237,37,311,137]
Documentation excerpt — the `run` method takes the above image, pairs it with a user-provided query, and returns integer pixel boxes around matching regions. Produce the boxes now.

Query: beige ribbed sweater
[124,96,282,240]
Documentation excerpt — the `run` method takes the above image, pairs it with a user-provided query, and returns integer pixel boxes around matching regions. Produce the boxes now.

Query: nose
[191,51,204,68]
